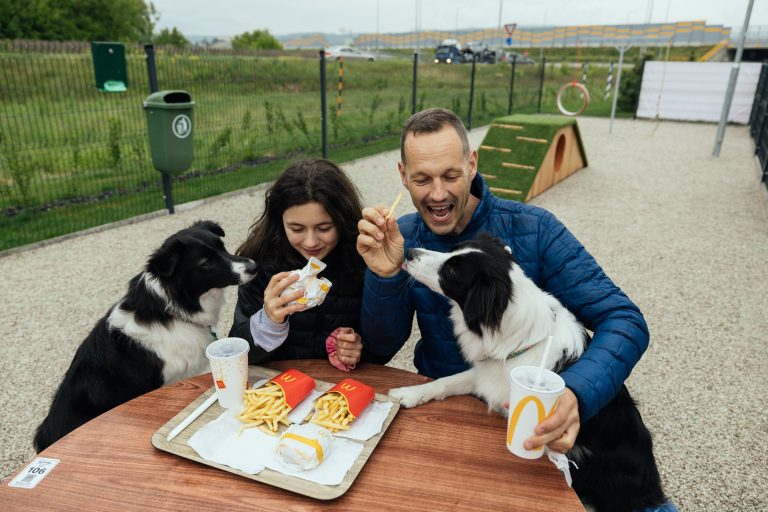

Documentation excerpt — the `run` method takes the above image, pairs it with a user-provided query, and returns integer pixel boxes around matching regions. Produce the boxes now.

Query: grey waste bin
[143,90,194,175]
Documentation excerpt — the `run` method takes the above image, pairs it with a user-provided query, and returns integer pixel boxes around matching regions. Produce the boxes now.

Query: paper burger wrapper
[268,369,316,408]
[282,257,333,309]
[276,423,334,471]
[324,378,375,418]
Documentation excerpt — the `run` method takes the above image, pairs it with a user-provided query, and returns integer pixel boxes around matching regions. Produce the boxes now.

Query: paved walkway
[1,117,766,511]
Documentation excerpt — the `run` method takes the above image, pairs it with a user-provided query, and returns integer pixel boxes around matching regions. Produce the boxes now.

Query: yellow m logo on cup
[507,395,556,449]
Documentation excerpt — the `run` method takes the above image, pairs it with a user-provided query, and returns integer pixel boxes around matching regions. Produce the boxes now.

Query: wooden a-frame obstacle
[477,114,588,202]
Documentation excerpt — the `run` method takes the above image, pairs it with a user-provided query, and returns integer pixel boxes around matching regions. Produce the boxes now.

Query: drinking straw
[384,191,404,220]
[535,336,554,388]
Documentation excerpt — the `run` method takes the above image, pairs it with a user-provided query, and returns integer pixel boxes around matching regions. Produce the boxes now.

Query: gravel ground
[1,117,767,511]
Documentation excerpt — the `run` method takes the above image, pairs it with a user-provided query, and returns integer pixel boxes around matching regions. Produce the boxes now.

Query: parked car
[463,42,500,64]
[324,46,376,61]
[434,43,463,64]
[504,51,536,64]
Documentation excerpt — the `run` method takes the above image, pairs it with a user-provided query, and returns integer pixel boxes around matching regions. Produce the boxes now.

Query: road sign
[504,23,517,36]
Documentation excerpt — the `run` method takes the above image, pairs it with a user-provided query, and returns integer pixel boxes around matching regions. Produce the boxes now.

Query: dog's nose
[244,259,257,274]
[406,248,418,261]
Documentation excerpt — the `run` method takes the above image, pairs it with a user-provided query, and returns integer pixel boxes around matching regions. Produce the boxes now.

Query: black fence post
[411,52,418,115]
[144,44,174,214]
[319,49,328,159]
[467,57,477,130]
[508,55,517,115]
[537,57,546,114]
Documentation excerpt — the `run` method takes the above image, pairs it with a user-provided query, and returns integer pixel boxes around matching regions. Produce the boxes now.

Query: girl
[230,158,366,370]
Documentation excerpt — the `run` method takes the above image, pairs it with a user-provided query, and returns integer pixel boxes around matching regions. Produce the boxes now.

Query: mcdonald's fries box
[152,366,400,500]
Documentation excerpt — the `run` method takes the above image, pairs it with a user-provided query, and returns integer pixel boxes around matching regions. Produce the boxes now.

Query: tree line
[0,0,282,49]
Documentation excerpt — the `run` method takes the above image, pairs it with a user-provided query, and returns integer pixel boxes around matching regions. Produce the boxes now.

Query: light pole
[640,0,654,54]
[713,0,755,156]
[497,0,504,49]
[455,7,466,38]
[376,0,380,52]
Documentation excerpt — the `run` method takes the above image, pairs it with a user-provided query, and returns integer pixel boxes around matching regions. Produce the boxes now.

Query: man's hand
[356,205,405,278]
[524,388,580,453]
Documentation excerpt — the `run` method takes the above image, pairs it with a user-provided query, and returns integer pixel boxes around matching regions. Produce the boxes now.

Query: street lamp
[455,7,466,38]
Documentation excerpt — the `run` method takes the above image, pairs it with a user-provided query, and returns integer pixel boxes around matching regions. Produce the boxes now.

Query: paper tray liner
[268,368,315,408]
[323,378,375,418]
[151,365,400,501]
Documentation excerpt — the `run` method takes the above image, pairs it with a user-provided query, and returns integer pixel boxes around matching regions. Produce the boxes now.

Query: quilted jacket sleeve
[537,211,649,421]
[359,269,415,365]
[229,271,275,365]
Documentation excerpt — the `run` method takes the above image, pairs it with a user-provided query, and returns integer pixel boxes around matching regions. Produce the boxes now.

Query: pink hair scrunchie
[325,327,355,372]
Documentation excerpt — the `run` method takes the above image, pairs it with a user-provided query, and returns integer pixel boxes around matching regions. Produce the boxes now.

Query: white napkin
[334,400,394,441]
[545,448,577,487]
[188,409,363,485]
[187,390,394,485]
[187,410,267,474]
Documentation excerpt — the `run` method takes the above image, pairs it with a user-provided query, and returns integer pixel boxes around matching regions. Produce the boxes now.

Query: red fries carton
[325,378,375,417]
[269,369,315,408]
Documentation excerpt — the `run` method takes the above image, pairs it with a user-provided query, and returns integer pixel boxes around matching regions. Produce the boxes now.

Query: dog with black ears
[34,220,257,452]
[388,232,668,512]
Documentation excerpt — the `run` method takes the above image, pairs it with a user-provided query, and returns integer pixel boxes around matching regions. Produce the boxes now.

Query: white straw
[166,392,218,442]
[535,336,554,388]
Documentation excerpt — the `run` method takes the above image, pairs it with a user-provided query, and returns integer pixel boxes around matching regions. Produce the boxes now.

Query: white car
[324,46,376,61]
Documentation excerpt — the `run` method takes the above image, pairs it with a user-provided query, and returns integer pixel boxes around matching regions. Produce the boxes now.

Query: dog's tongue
[401,262,408,271]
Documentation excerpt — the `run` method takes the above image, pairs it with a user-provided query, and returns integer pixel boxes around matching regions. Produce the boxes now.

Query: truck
[434,39,463,64]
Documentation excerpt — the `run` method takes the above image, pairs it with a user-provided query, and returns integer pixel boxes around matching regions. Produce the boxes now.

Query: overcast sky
[151,0,766,37]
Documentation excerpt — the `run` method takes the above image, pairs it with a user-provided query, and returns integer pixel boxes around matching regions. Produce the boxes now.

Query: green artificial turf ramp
[478,114,588,201]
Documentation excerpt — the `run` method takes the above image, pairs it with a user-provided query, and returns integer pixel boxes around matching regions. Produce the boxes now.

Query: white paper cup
[506,365,565,459]
[205,337,250,409]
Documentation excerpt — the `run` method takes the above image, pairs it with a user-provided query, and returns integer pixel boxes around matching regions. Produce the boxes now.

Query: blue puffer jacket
[361,174,649,421]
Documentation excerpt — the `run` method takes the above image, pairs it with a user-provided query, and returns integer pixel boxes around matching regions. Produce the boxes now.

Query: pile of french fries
[237,381,292,436]
[309,392,355,433]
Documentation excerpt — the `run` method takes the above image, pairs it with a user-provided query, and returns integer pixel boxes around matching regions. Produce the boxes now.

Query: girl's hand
[334,327,363,366]
[263,271,305,324]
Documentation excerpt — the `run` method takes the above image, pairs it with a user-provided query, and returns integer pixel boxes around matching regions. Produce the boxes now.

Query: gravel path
[1,117,767,511]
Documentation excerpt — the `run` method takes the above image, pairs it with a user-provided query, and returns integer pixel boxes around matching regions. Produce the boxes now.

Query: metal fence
[0,40,621,253]
[749,60,768,189]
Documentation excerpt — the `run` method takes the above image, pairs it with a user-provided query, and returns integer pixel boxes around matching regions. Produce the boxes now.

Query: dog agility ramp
[478,114,588,202]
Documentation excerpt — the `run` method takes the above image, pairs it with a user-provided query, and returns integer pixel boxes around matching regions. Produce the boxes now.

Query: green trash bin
[143,90,195,175]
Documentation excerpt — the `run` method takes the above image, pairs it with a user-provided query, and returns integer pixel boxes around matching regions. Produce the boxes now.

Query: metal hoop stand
[556,81,591,116]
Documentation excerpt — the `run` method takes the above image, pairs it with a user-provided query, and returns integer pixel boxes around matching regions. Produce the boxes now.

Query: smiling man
[356,108,651,461]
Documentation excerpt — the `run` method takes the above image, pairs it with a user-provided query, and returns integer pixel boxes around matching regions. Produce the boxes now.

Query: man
[357,108,649,454]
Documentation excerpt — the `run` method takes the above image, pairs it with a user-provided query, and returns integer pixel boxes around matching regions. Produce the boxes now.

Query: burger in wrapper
[276,423,334,471]
[281,257,332,309]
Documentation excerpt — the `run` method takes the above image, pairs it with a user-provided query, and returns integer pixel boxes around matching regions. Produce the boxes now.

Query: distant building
[351,21,731,49]
[208,37,232,50]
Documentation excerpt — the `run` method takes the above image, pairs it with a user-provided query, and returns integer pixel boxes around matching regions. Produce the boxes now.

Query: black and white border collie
[389,232,668,512]
[34,220,256,452]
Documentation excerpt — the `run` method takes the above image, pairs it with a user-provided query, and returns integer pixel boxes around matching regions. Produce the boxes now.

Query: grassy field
[0,47,633,252]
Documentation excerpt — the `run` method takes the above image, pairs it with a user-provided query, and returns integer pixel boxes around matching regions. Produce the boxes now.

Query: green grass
[0,49,637,252]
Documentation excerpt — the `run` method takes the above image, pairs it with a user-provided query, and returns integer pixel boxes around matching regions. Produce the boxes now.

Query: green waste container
[143,90,195,175]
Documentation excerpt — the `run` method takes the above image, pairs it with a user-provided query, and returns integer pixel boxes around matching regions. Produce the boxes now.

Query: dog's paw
[388,385,429,408]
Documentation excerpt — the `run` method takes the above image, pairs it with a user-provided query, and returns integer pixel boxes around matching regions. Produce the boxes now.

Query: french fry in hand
[309,392,355,433]
[237,381,292,436]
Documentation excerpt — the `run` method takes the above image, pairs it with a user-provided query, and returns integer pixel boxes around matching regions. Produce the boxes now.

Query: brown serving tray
[151,365,400,500]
